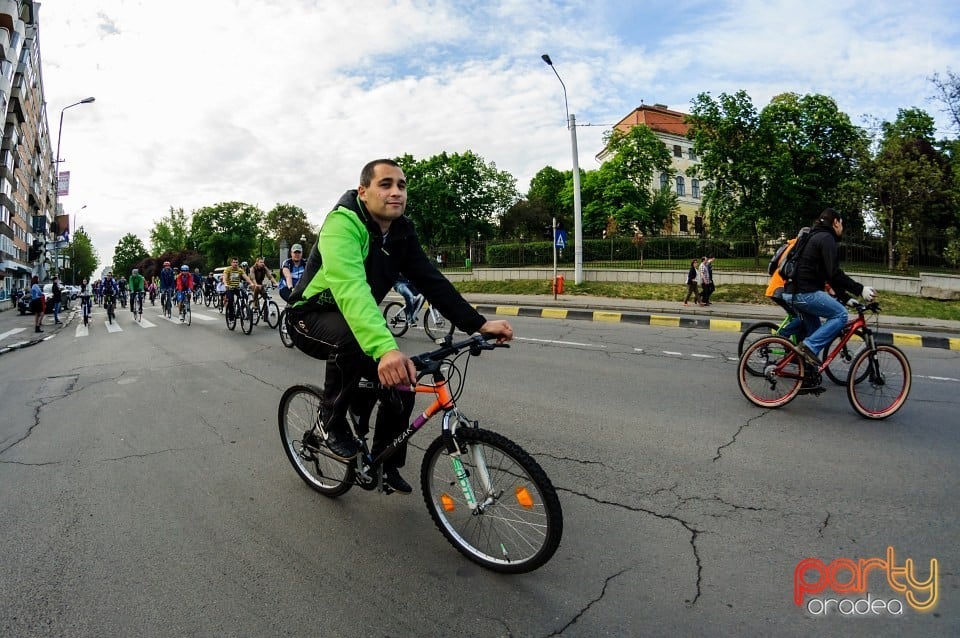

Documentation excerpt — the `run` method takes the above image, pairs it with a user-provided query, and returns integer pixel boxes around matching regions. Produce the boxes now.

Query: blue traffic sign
[554,229,567,249]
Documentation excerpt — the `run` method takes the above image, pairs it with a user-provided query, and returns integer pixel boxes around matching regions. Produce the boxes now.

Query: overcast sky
[38,0,959,268]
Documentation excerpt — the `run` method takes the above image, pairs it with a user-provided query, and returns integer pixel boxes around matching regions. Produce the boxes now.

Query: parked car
[42,284,70,309]
[16,287,53,315]
[63,284,80,299]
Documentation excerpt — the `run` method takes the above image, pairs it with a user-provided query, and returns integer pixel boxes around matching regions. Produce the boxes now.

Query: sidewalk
[0,303,76,355]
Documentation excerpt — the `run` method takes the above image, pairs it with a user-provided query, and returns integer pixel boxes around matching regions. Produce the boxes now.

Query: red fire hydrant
[553,274,564,295]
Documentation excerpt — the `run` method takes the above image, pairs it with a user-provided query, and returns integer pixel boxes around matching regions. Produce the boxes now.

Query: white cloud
[37,0,959,267]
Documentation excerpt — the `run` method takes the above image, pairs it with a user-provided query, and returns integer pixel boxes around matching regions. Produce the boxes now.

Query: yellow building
[602,103,706,235]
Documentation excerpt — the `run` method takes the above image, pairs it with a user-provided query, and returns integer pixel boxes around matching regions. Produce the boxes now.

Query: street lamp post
[53,97,95,281]
[541,54,583,285]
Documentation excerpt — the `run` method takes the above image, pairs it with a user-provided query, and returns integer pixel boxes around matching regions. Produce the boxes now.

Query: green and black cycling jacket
[291,190,486,360]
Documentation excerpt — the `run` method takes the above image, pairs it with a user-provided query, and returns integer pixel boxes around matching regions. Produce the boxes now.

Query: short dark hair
[360,159,400,187]
[817,208,842,226]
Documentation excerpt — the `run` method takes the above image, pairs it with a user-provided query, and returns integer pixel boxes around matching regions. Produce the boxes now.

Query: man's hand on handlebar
[379,349,418,387]
[478,319,513,344]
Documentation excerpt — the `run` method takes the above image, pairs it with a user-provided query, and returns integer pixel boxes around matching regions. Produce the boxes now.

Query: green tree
[527,166,568,223]
[396,151,519,247]
[150,207,191,254]
[868,108,955,270]
[687,90,768,237]
[190,202,264,267]
[759,93,870,235]
[264,203,316,256]
[498,198,553,240]
[112,233,149,276]
[67,227,99,284]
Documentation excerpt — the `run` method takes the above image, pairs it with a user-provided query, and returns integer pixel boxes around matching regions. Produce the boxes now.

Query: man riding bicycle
[248,256,277,308]
[129,268,146,314]
[221,257,253,319]
[781,208,877,373]
[279,244,306,302]
[159,261,176,303]
[286,158,512,494]
[175,265,194,319]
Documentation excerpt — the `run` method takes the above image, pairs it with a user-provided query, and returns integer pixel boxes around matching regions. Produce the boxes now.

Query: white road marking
[76,324,89,337]
[916,375,960,383]
[0,328,27,341]
[663,351,682,356]
[516,336,606,348]
[105,321,123,333]
[690,353,715,359]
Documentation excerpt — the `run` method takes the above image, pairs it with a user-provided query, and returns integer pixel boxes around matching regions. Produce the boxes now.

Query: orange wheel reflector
[440,493,456,512]
[515,486,534,509]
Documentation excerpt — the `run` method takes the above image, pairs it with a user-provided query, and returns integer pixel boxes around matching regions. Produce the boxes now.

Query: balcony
[0,1,15,32]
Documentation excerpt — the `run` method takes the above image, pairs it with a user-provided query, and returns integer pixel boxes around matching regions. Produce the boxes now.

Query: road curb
[0,308,77,357]
[473,304,960,351]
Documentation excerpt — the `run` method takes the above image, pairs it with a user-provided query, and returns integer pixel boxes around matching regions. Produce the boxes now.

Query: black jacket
[791,224,863,299]
[293,190,486,337]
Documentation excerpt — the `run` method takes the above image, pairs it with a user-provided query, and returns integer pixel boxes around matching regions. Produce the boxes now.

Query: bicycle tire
[225,300,237,330]
[824,330,867,386]
[846,345,911,419]
[383,301,409,337]
[279,384,354,496]
[421,427,563,573]
[737,321,782,359]
[737,336,803,408]
[265,300,281,329]
[240,300,253,334]
[424,307,455,341]
[248,300,261,326]
[204,292,212,308]
[186,304,192,326]
[279,310,295,348]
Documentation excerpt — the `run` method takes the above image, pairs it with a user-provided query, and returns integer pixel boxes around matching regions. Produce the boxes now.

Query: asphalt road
[1,303,957,637]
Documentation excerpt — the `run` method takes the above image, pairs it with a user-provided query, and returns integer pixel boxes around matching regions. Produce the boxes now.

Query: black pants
[286,308,414,468]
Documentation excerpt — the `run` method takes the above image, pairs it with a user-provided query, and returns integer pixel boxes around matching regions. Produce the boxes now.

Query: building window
[679,214,688,233]
[660,172,669,190]
[692,178,700,199]
[673,145,682,158]
[694,216,704,234]
[675,176,685,196]
[687,148,697,161]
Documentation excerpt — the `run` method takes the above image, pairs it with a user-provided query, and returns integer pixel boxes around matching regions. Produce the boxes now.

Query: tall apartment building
[0,0,55,303]
[603,103,706,235]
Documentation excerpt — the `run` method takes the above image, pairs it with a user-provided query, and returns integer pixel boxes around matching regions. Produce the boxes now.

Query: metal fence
[433,233,959,275]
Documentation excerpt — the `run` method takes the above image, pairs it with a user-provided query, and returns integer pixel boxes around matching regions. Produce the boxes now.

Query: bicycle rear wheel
[204,291,213,307]
[424,307,455,341]
[279,309,295,348]
[737,321,782,359]
[737,336,803,408]
[383,301,409,337]
[847,345,911,419]
[421,427,563,573]
[824,330,867,386]
[240,299,253,334]
[279,385,353,496]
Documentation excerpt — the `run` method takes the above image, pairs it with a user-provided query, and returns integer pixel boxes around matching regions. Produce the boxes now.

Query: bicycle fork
[443,412,498,514]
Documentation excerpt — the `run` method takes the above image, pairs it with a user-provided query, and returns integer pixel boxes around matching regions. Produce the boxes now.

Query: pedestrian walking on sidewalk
[698,256,714,305]
[683,259,700,305]
[51,276,63,325]
[29,275,45,332]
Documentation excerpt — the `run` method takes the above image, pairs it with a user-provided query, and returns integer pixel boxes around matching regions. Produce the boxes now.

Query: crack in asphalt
[535,452,619,471]
[818,511,831,537]
[561,487,704,605]
[97,447,197,462]
[545,568,630,637]
[222,361,285,391]
[713,411,771,461]
[0,374,80,456]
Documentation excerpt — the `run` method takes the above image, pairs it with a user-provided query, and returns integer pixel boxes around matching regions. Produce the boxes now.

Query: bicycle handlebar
[410,333,508,372]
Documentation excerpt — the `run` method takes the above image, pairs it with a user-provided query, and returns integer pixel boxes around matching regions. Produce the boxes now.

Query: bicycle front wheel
[847,345,911,419]
[264,300,280,329]
[421,427,563,573]
[737,321,782,359]
[824,330,867,386]
[248,300,261,325]
[225,301,237,330]
[383,301,409,337]
[737,336,803,408]
[240,300,253,334]
[279,385,353,496]
[424,307,455,341]
[279,310,295,348]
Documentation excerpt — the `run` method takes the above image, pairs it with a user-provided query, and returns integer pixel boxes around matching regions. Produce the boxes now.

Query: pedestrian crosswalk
[72,308,223,337]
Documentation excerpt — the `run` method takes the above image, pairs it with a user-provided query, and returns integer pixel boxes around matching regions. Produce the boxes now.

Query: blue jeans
[781,290,846,356]
[394,281,419,323]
